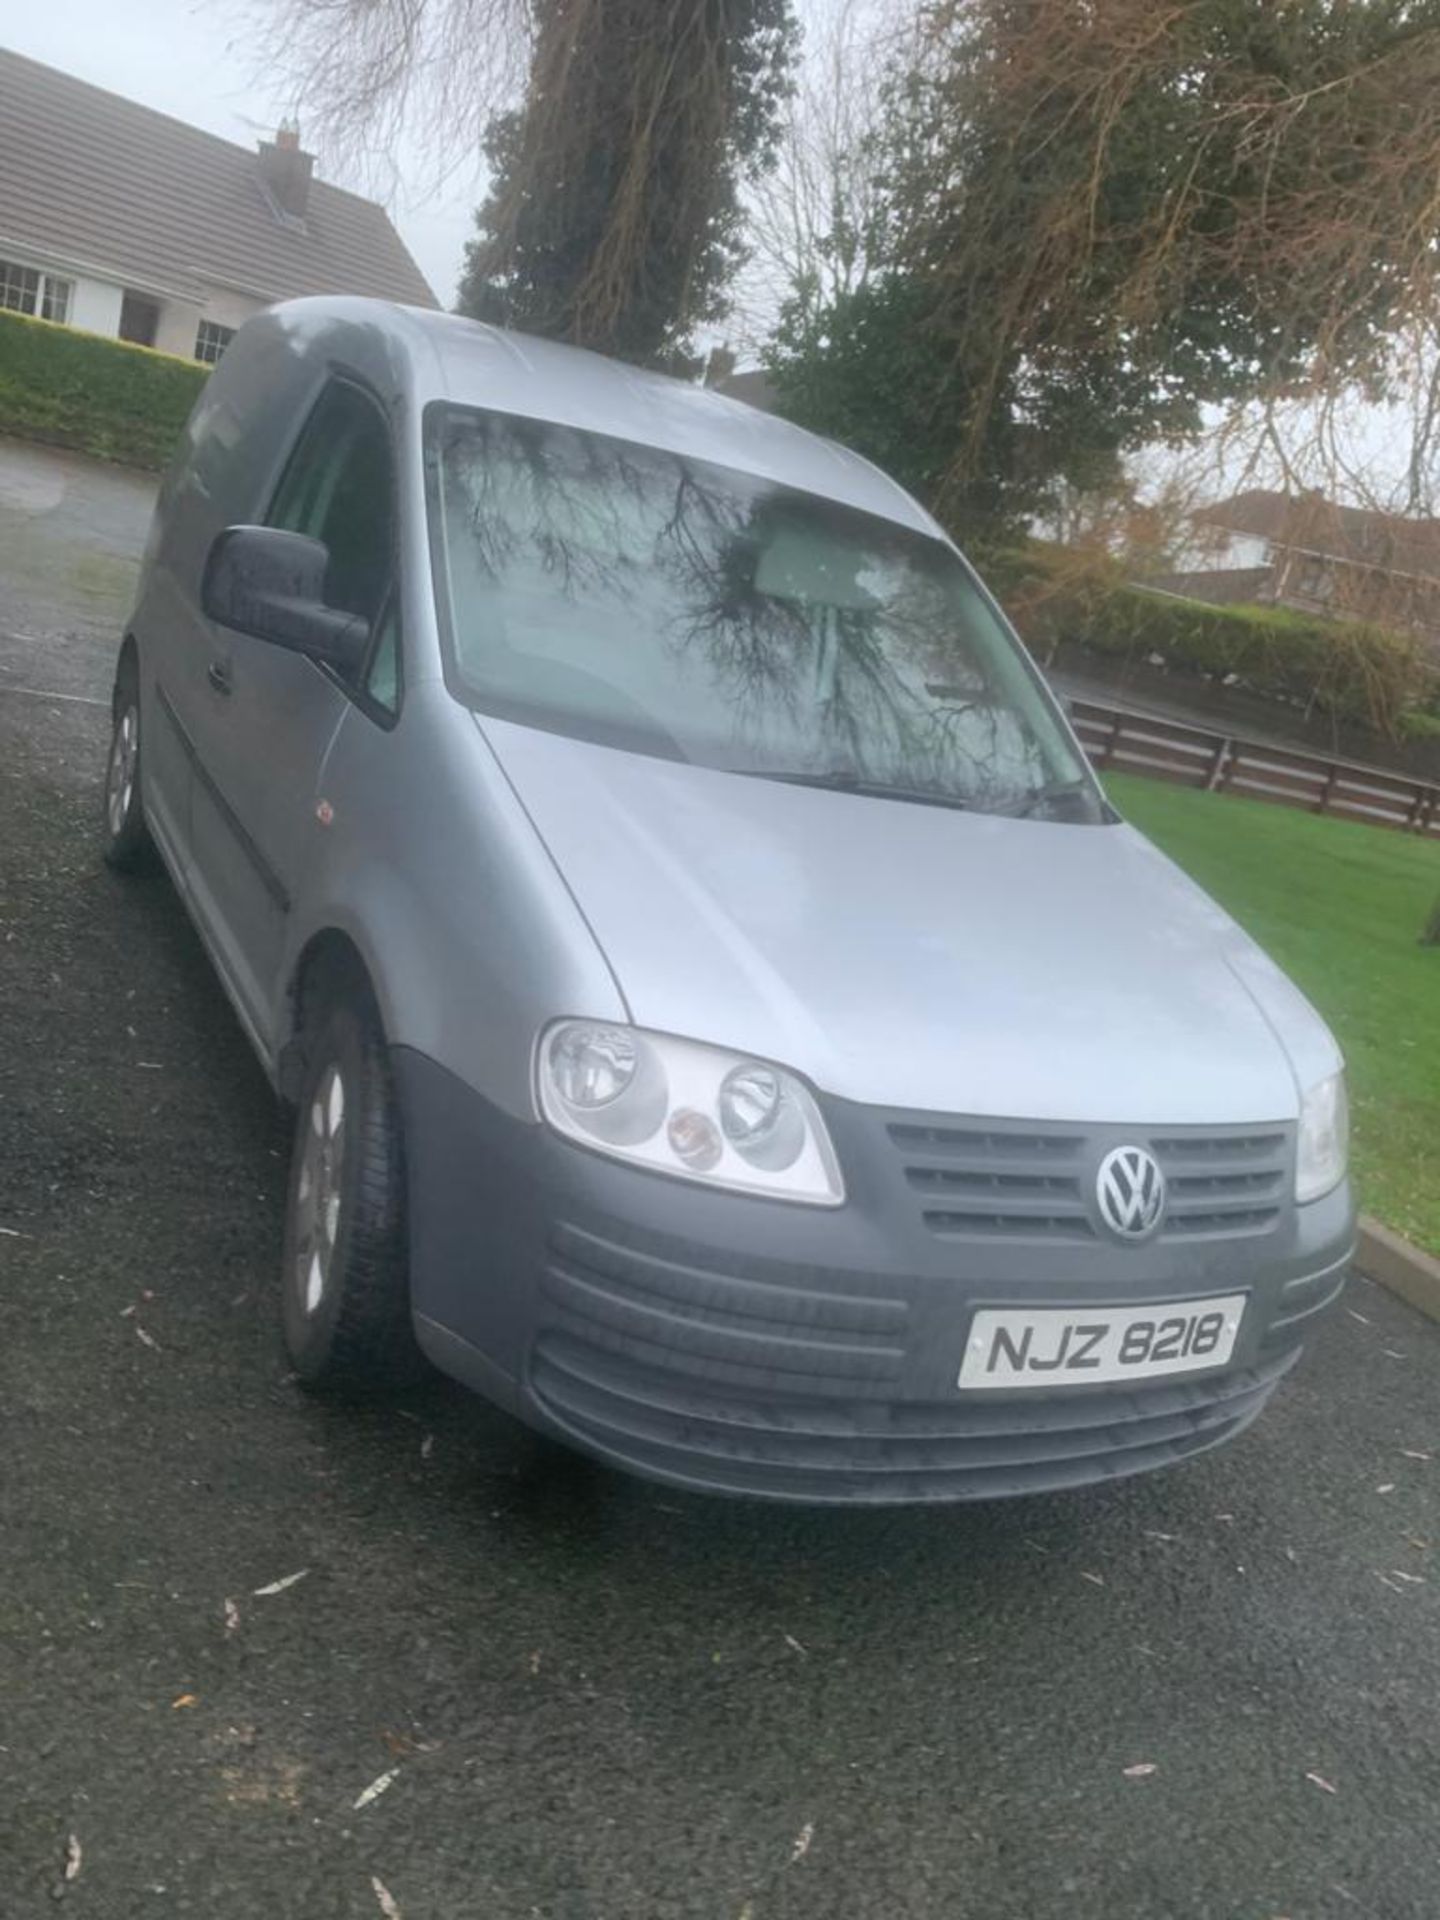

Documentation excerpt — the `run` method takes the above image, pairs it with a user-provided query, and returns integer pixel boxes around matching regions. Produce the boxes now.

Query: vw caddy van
[102,299,1354,1502]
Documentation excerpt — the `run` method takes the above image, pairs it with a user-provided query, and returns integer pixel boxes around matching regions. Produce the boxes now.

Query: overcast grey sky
[6,0,485,303]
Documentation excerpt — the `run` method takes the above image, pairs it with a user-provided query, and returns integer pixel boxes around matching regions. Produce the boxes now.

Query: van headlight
[1296,1071,1349,1203]
[537,1021,844,1205]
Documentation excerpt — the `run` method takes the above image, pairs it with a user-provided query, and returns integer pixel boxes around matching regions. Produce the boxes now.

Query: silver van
[103,298,1354,1503]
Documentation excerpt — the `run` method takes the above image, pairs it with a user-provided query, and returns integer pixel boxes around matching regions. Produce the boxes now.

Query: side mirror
[202,526,369,672]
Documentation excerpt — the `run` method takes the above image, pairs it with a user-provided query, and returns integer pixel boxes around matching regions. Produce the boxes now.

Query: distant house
[1162,487,1440,642]
[715,367,778,412]
[0,49,436,367]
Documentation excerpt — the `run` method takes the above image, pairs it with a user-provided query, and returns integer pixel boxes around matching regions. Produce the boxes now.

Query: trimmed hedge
[985,541,1439,737]
[0,309,207,470]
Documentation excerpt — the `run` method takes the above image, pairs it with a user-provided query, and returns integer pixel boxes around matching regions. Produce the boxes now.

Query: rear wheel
[280,982,423,1392]
[103,651,154,872]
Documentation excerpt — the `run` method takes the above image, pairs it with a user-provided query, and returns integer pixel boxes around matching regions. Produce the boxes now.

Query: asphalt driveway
[1,436,1438,1920]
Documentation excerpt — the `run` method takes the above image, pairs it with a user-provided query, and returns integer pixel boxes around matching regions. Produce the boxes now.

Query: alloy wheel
[293,1063,347,1316]
[106,705,139,838]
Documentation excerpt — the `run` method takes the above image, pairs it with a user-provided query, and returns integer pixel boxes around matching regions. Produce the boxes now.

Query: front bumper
[395,1049,1354,1505]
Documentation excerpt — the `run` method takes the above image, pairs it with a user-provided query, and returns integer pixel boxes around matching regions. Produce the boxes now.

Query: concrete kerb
[1355,1213,1440,1324]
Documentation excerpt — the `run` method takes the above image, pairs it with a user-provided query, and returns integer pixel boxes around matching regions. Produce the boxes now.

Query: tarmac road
[1,437,1438,1920]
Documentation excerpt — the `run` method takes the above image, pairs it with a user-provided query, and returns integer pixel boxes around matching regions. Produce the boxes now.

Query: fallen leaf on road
[1401,1449,1433,1462]
[64,1835,81,1882]
[1377,1484,1396,1495]
[1306,1772,1338,1795]
[134,1326,160,1351]
[790,1822,814,1864]
[1375,1572,1409,1594]
[172,1693,198,1710]
[224,1599,240,1634]
[1080,1571,1105,1587]
[253,1570,309,1598]
[1143,1531,1177,1543]
[783,1634,808,1656]
[381,1729,440,1758]
[0,1226,31,1238]
[1389,1569,1426,1585]
[1345,1309,1370,1325]
[371,1875,402,1918]
[420,1434,434,1460]
[529,1650,541,1675]
[1122,1763,1158,1779]
[354,1768,400,1811]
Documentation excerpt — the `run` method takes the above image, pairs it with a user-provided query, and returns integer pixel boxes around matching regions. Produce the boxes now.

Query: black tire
[280,983,424,1392]
[103,650,155,872]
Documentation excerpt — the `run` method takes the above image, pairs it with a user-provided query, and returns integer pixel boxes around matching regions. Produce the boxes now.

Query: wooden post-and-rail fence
[1071,697,1440,841]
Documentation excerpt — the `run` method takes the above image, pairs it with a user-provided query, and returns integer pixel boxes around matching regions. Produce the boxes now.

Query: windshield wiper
[994,778,1093,820]
[730,768,969,811]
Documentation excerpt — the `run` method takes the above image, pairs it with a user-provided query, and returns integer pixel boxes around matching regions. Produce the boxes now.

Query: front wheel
[280,986,424,1392]
[103,652,154,872]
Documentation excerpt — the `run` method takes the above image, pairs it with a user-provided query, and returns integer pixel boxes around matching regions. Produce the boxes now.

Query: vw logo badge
[1096,1145,1166,1241]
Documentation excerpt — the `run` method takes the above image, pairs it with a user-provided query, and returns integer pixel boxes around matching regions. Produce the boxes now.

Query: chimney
[257,120,313,221]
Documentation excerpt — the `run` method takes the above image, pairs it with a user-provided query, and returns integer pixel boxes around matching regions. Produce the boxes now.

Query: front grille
[890,1119,1290,1244]
[531,1332,1300,1503]
[1155,1131,1287,1237]
[891,1123,1091,1240]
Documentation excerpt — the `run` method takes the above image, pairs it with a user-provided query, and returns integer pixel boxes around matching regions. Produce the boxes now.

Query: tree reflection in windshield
[426,406,1099,821]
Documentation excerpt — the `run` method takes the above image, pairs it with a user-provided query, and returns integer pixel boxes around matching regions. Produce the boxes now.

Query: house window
[194,320,236,366]
[0,259,73,324]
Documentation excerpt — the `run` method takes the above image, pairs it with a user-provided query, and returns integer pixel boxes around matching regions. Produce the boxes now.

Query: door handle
[207,660,233,696]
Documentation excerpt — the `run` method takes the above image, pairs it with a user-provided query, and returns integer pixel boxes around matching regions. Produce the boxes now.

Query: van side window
[267,380,401,712]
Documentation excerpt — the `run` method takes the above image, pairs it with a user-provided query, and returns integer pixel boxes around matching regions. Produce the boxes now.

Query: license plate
[958,1294,1248,1391]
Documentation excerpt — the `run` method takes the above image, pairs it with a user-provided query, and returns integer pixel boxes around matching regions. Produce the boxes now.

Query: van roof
[275,297,941,539]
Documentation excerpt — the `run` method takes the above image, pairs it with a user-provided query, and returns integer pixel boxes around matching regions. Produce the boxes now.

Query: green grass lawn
[1106,773,1440,1254]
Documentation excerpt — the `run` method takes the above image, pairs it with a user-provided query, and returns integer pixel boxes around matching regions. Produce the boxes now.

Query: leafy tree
[767,0,1440,534]
[765,276,976,505]
[456,0,796,362]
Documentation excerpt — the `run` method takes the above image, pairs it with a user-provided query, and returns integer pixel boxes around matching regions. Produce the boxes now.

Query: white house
[1152,487,1440,646]
[0,49,436,365]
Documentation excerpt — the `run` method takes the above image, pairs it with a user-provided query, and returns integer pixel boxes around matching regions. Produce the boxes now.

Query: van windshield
[425,405,1103,822]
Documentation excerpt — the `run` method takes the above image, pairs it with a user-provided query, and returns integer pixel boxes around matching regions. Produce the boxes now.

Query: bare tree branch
[245,0,531,192]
